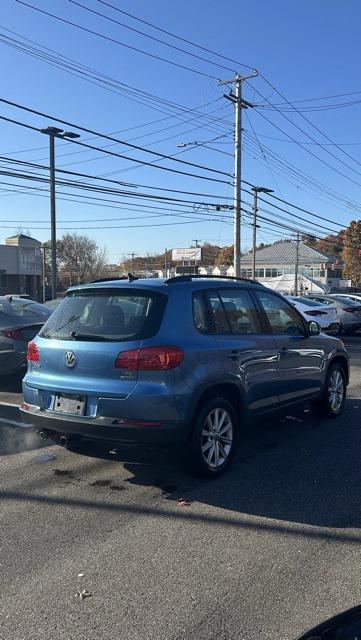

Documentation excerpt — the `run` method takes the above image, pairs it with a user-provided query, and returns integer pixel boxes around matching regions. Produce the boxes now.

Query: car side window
[192,293,208,333]
[205,291,230,333]
[257,290,305,336]
[218,289,260,334]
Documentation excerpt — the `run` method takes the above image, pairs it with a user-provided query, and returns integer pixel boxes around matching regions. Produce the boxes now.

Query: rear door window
[218,289,260,334]
[39,289,167,341]
[205,288,260,334]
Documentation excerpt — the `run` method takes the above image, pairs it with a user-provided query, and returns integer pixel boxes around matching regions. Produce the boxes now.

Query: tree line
[41,220,361,290]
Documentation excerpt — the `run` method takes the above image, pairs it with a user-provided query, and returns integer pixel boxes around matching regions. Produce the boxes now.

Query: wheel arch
[187,381,244,438]
[328,355,349,385]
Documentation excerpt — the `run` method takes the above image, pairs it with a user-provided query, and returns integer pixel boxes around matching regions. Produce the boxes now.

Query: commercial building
[236,241,342,292]
[0,234,42,299]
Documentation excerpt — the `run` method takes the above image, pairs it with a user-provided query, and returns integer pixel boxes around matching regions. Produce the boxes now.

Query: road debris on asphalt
[177,498,190,507]
[75,590,92,601]
[36,452,56,462]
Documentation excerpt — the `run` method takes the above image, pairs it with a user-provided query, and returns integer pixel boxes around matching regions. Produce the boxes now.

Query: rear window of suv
[39,288,167,341]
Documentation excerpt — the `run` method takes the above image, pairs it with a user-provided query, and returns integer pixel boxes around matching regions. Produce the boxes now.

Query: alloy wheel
[328,369,345,412]
[201,408,233,468]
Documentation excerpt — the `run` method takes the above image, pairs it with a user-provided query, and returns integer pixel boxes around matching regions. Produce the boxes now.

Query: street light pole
[251,186,274,280]
[40,126,80,299]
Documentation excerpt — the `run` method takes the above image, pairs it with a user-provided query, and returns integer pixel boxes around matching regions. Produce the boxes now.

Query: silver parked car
[306,294,361,334]
[0,296,52,375]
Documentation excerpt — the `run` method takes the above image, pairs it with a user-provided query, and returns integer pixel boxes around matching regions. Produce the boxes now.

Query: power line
[15,0,220,80]
[0,111,233,186]
[0,27,233,139]
[250,79,361,183]
[68,0,236,74]
[96,0,256,72]
[0,97,233,179]
[243,131,361,213]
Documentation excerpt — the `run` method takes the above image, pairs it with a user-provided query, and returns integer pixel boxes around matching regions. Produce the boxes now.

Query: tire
[313,363,346,418]
[188,397,239,478]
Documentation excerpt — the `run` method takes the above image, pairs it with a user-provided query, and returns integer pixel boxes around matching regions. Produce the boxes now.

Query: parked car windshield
[39,289,166,341]
[0,298,51,322]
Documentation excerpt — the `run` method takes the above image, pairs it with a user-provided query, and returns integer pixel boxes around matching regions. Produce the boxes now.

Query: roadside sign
[172,247,202,262]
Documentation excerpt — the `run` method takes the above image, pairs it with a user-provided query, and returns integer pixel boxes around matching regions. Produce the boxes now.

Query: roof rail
[165,274,261,285]
[90,273,138,284]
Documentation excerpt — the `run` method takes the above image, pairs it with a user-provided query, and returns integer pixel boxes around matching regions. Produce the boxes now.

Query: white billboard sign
[172,247,202,262]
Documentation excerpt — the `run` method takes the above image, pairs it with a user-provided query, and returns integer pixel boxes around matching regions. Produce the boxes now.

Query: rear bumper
[20,403,191,445]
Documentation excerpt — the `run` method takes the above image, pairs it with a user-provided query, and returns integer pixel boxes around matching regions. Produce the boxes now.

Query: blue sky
[0,0,361,262]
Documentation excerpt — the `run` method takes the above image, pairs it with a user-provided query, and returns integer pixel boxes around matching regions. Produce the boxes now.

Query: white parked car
[329,293,361,304]
[286,296,340,333]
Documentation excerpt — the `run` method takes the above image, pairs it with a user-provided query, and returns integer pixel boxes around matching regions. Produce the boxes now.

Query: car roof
[67,276,265,294]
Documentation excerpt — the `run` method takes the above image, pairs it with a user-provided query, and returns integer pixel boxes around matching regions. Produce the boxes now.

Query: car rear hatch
[25,287,167,411]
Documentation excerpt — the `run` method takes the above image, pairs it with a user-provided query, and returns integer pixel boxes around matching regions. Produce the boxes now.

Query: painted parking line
[0,417,31,429]
[0,401,21,408]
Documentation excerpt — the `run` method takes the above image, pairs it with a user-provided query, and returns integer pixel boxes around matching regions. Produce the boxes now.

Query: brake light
[27,341,39,362]
[305,310,326,316]
[1,328,25,340]
[343,307,361,313]
[115,346,184,370]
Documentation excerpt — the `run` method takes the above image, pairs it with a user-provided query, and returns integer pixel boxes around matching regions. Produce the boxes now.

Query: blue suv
[21,275,349,477]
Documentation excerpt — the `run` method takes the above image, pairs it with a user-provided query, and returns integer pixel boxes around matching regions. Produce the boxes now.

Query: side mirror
[308,320,321,335]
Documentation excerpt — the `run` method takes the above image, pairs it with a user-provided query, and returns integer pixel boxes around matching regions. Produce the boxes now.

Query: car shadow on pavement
[56,396,361,531]
[0,370,25,394]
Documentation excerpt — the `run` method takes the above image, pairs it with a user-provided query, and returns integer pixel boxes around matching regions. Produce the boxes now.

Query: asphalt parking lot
[1,335,361,640]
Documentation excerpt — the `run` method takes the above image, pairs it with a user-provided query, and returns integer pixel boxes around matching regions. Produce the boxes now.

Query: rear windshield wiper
[70,331,108,341]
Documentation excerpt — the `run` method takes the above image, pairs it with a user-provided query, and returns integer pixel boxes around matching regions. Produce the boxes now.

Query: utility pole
[129,252,136,273]
[192,239,201,247]
[48,133,56,299]
[295,233,300,295]
[40,126,80,299]
[164,248,168,277]
[251,186,274,279]
[219,72,258,277]
[41,243,46,302]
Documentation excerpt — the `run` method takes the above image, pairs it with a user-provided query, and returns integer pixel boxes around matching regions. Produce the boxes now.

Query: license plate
[54,394,85,416]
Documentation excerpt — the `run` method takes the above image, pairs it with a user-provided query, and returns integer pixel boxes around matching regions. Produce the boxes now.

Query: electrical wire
[15,0,220,80]
[68,0,236,74]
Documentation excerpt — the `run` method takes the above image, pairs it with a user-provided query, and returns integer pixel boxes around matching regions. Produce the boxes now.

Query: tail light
[27,341,39,362]
[305,310,326,317]
[1,328,25,340]
[343,307,361,313]
[115,346,184,371]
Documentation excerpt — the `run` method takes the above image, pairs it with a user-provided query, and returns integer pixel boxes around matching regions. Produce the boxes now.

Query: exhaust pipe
[39,431,49,440]
[59,435,68,447]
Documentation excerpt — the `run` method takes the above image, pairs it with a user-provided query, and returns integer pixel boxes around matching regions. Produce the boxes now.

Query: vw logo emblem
[65,351,76,368]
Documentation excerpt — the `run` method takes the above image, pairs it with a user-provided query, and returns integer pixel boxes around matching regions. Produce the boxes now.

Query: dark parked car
[21,276,349,476]
[0,296,52,375]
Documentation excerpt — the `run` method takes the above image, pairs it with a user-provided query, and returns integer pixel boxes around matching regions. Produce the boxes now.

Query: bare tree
[48,233,108,286]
